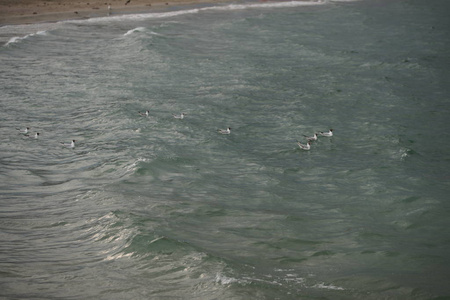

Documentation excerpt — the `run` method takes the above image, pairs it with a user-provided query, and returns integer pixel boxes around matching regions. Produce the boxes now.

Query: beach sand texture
[0,0,229,25]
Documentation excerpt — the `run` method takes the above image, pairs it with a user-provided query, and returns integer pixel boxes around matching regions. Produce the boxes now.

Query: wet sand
[0,0,230,25]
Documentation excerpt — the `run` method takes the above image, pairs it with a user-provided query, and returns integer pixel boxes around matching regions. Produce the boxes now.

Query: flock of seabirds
[17,109,333,150]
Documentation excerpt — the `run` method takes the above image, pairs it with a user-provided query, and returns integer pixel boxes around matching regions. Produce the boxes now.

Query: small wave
[4,30,47,47]
[124,157,149,174]
[124,27,147,36]
[5,36,24,46]
[105,251,133,260]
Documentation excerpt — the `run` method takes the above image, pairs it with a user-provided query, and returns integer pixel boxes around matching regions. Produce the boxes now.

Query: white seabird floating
[304,133,318,142]
[319,129,333,137]
[173,113,186,119]
[297,141,311,150]
[18,127,30,134]
[61,140,76,148]
[27,132,39,139]
[218,127,231,134]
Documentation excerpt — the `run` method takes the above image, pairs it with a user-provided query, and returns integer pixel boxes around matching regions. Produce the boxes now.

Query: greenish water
[1,0,450,298]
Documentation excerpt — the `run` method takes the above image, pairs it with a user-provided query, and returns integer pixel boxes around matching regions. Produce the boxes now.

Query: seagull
[319,129,333,137]
[18,127,30,134]
[61,140,76,148]
[218,127,231,134]
[139,110,149,117]
[297,141,311,150]
[26,132,39,139]
[173,113,186,119]
[303,133,318,142]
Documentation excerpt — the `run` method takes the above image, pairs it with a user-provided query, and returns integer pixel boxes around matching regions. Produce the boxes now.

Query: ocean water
[1,0,450,298]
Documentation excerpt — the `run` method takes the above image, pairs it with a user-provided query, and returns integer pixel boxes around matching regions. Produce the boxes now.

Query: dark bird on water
[125,0,131,4]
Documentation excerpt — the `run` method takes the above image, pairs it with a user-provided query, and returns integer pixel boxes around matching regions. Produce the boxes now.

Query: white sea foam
[313,282,345,290]
[66,1,328,25]
[203,0,327,11]
[4,32,46,46]
[215,273,240,285]
[5,36,24,46]
[124,157,149,174]
[124,26,147,36]
[66,8,202,24]
[2,26,51,46]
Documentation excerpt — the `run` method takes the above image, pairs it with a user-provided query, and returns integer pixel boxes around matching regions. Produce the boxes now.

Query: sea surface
[1,0,450,298]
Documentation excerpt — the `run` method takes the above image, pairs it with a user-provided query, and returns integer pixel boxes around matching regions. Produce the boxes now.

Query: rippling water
[1,0,450,298]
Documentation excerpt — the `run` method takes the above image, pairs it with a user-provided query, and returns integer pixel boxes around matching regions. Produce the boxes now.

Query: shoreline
[0,0,234,26]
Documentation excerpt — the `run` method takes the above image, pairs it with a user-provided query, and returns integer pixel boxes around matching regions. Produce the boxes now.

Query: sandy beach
[0,0,230,25]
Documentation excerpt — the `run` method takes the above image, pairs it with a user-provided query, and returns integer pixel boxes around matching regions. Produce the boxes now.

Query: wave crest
[4,30,47,46]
